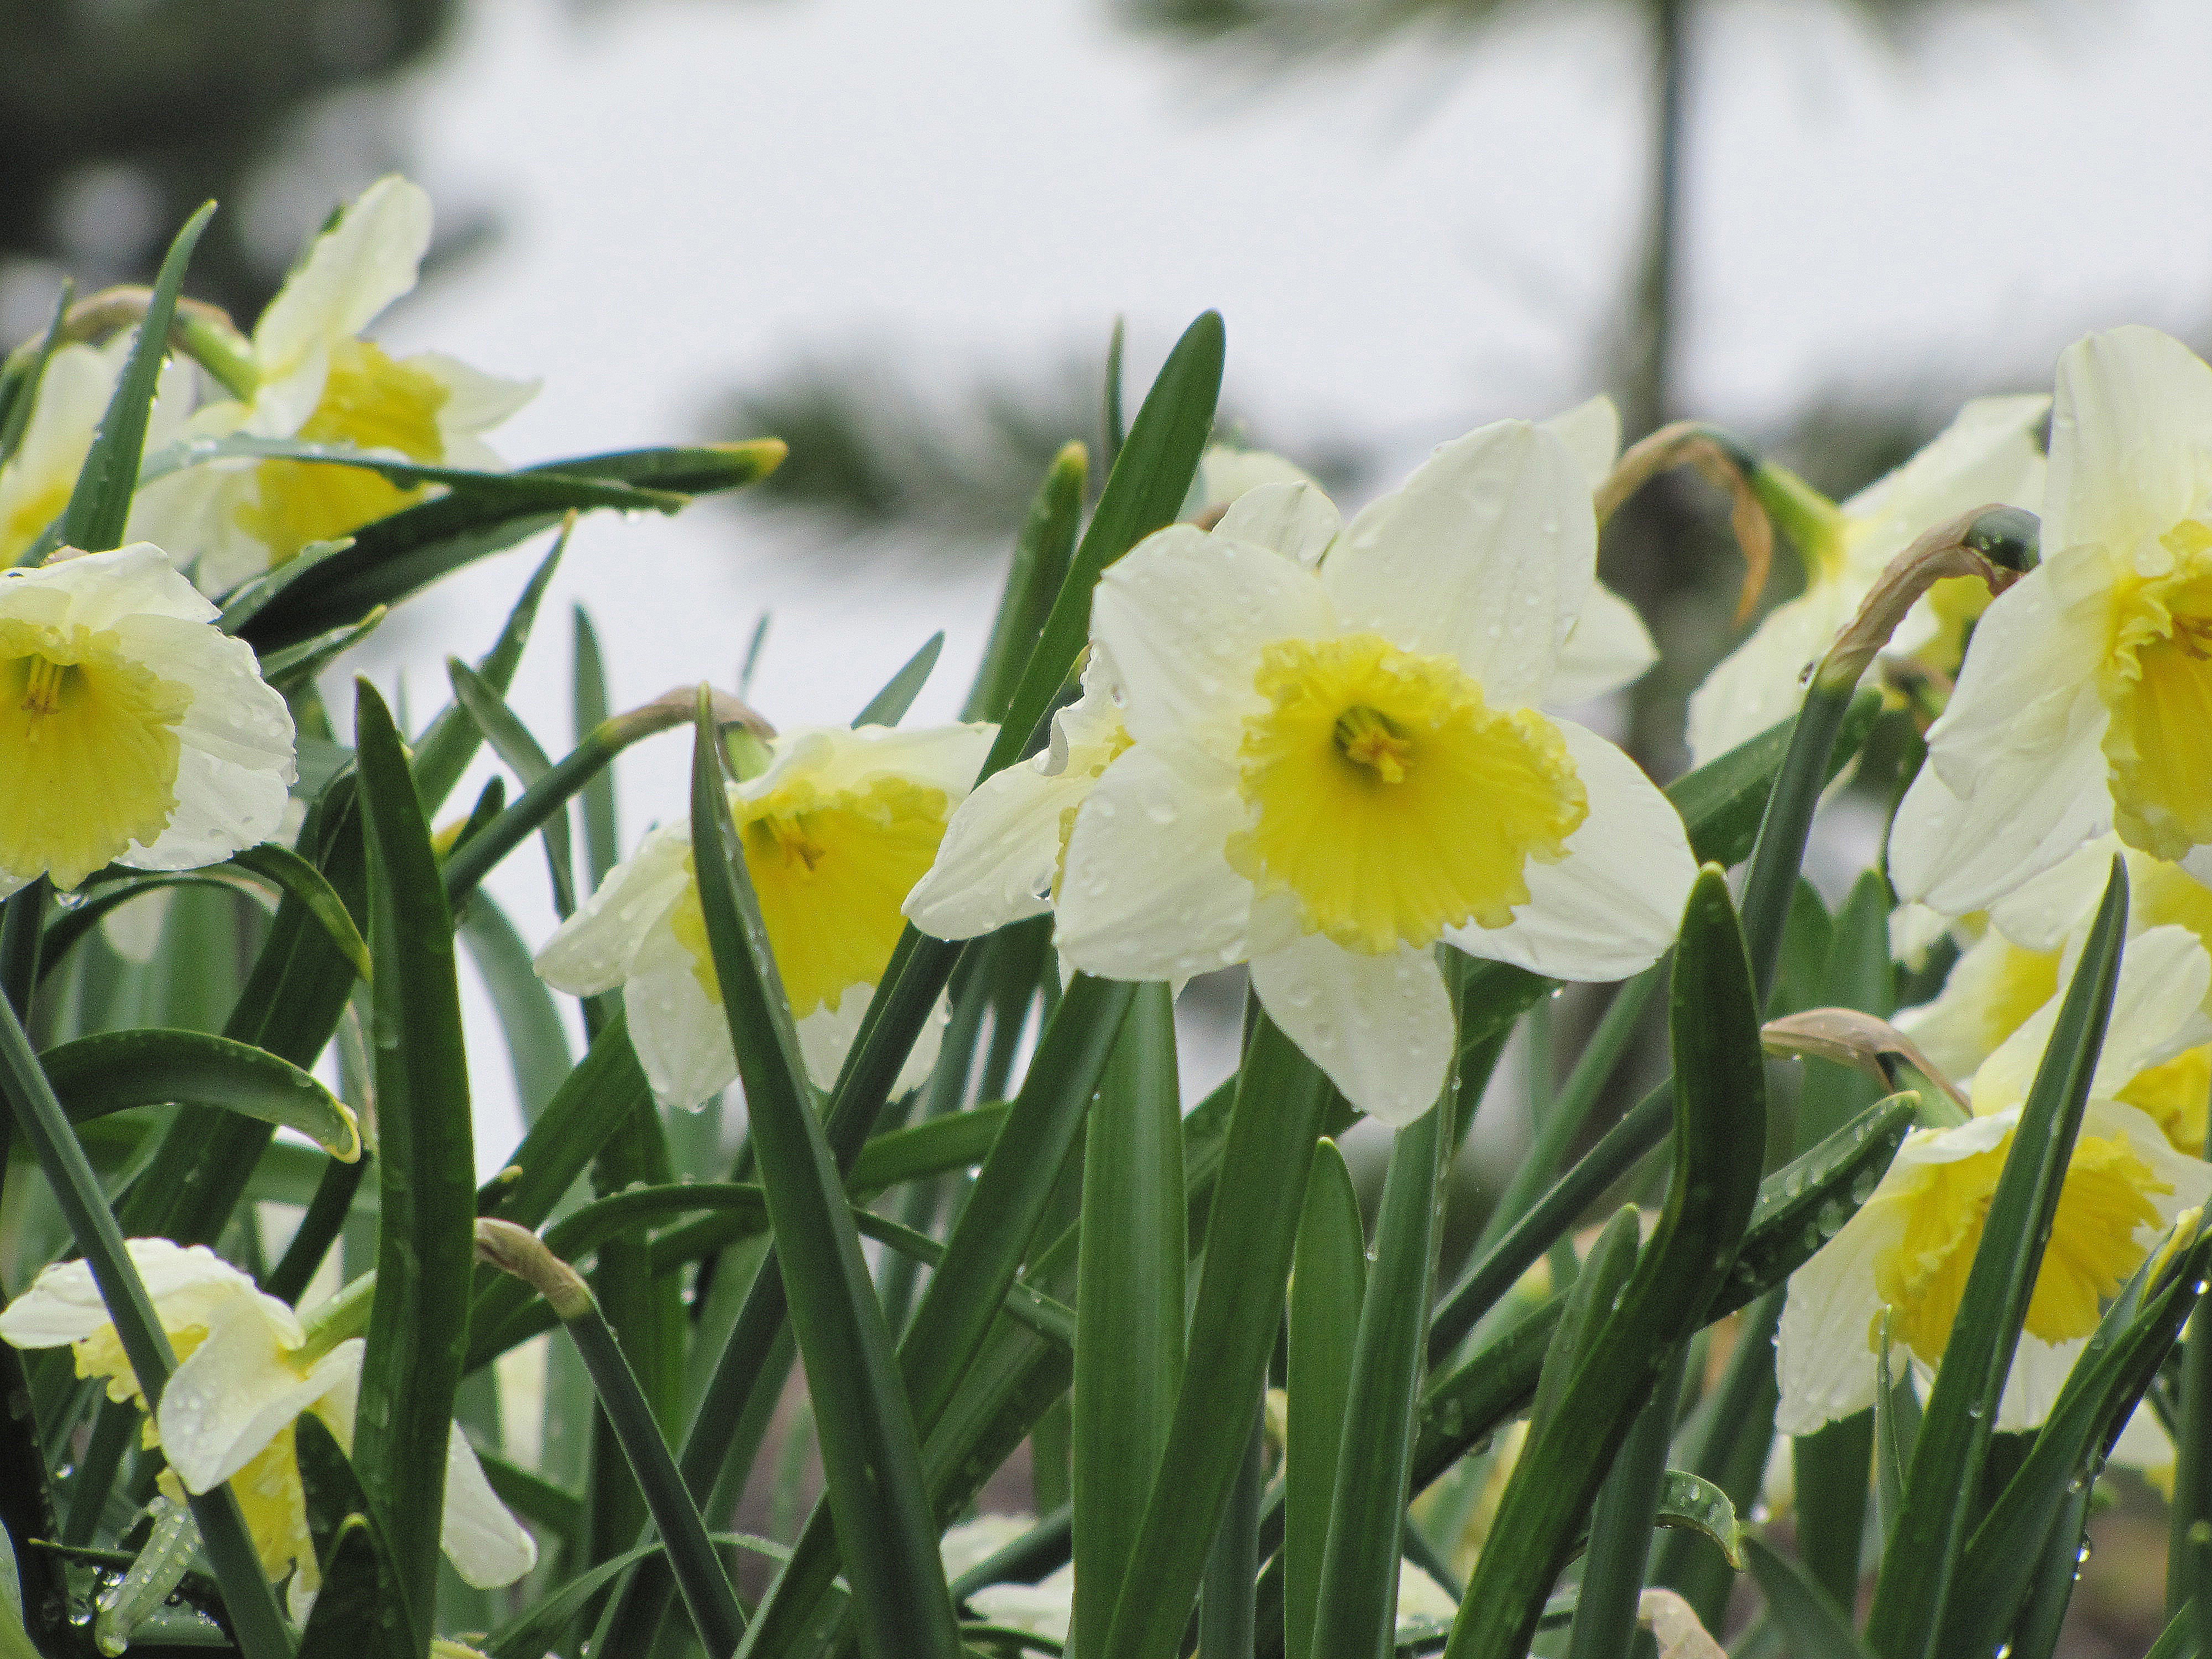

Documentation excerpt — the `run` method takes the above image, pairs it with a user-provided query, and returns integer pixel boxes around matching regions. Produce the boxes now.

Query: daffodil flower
[0,543,295,897]
[139,176,535,594]
[1777,924,2212,1434]
[538,721,995,1107]
[1899,837,2212,1154]
[0,332,196,566]
[0,1239,535,1620]
[991,419,1694,1124]
[1890,328,2212,914]
[1685,395,2047,766]
[902,401,1661,956]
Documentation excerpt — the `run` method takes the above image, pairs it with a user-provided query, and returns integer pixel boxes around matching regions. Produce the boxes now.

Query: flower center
[1227,633,1587,956]
[1874,1128,2169,1369]
[1333,706,1412,782]
[2100,529,2212,859]
[236,339,451,567]
[671,775,952,1020]
[0,621,191,890]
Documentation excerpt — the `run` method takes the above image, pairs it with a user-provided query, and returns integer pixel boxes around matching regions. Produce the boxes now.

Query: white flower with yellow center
[902,401,1661,954]
[1019,419,1695,1124]
[0,332,197,567]
[0,543,295,898]
[538,721,995,1108]
[1891,328,2212,915]
[139,175,535,594]
[1686,395,2048,766]
[1777,924,2212,1435]
[1901,837,2212,1155]
[0,1240,535,1620]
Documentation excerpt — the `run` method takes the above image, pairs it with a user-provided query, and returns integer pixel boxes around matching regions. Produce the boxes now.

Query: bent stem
[476,1220,745,1658]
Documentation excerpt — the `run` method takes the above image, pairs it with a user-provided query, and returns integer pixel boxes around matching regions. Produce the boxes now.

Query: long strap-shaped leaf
[57,202,211,553]
[234,440,785,649]
[1097,1011,1337,1659]
[37,1027,359,1157]
[1862,855,2130,1657]
[1284,1139,1365,1659]
[1443,867,1767,1659]
[1308,1046,1453,1659]
[733,974,1141,1656]
[1073,982,1183,1659]
[685,687,961,1659]
[350,680,479,1630]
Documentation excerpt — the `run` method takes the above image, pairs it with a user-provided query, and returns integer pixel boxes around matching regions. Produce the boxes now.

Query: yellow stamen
[1333,706,1412,782]
[1229,633,1587,955]
[20,655,66,716]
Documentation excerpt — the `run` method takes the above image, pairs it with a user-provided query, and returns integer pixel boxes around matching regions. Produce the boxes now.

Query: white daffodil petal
[1547,583,1656,706]
[253,176,432,388]
[0,1239,267,1352]
[758,721,994,806]
[1090,527,1338,749]
[1889,688,2115,917]
[1686,578,1858,768]
[159,1313,351,1492]
[407,352,540,441]
[1997,1338,2089,1434]
[1987,835,2126,952]
[1539,395,1621,491]
[2045,326,2212,561]
[535,825,694,996]
[1055,740,1259,982]
[1248,936,1452,1126]
[441,1425,539,1588]
[1924,551,2114,804]
[1190,445,1318,515]
[791,968,944,1095]
[1775,1194,1909,1435]
[902,760,1083,938]
[1444,719,1694,982]
[624,921,738,1110]
[802,990,945,1099]
[1213,482,1342,571]
[1840,394,2051,577]
[1325,419,1594,708]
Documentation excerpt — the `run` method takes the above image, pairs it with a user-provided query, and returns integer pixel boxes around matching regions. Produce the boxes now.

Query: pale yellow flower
[0,544,294,897]
[539,721,994,1107]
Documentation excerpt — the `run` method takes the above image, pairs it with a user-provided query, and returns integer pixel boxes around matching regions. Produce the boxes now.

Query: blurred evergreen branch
[708,348,1366,547]
[0,0,464,321]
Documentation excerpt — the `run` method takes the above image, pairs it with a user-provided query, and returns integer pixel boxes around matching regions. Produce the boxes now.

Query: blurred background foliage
[0,0,477,323]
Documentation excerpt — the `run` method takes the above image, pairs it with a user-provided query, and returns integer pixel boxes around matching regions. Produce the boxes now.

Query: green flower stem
[0,987,294,1659]
[440,686,764,909]
[1467,964,1660,1261]
[475,1220,745,1658]
[1197,1394,1265,1659]
[2172,1317,2212,1621]
[264,1155,367,1306]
